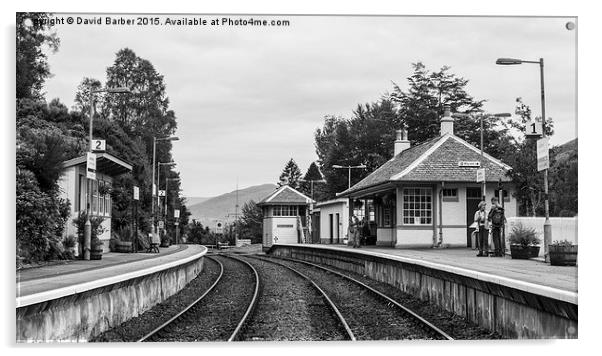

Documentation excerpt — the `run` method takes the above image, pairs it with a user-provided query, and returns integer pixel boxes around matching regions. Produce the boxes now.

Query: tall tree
[299,161,326,199]
[237,200,263,243]
[16,12,60,100]
[278,158,303,189]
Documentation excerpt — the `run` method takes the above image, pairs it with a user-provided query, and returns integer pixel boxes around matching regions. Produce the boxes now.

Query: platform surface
[16,244,206,305]
[289,244,578,293]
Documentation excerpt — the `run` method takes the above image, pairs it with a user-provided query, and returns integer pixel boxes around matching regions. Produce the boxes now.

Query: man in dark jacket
[488,197,507,257]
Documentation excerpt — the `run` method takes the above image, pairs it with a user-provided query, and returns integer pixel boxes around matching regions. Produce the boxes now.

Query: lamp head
[496,58,523,65]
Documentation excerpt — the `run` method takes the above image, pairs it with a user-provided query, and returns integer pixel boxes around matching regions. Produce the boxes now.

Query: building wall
[318,201,349,244]
[262,216,299,249]
[388,183,518,248]
[376,228,395,246]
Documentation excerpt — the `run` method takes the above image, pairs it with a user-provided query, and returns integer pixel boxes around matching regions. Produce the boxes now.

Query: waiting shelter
[58,152,133,253]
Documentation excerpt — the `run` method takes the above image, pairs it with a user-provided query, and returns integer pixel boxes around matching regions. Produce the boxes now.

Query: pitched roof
[62,152,133,176]
[339,133,513,197]
[257,185,314,206]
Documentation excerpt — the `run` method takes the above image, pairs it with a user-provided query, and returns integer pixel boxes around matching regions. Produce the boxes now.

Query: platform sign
[526,119,543,138]
[86,152,97,180]
[215,220,224,234]
[158,220,164,229]
[91,139,106,152]
[537,137,550,171]
[158,190,166,197]
[133,186,140,200]
[174,209,180,218]
[476,168,486,183]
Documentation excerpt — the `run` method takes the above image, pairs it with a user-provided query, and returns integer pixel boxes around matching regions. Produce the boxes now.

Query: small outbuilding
[257,184,314,251]
[58,152,133,253]
[314,198,349,244]
[338,106,517,248]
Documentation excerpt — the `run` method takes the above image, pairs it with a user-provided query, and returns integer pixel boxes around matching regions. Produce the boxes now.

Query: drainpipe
[438,182,444,247]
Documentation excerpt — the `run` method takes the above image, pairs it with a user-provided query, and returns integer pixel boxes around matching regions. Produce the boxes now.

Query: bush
[16,169,70,263]
[508,223,541,247]
[552,239,576,247]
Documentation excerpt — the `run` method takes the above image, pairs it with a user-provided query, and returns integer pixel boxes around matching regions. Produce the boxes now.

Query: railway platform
[323,245,577,292]
[16,244,207,341]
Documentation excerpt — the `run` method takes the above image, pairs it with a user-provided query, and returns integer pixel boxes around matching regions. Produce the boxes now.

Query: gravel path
[237,255,347,341]
[91,256,221,342]
[275,256,504,340]
[267,257,439,340]
[148,255,256,341]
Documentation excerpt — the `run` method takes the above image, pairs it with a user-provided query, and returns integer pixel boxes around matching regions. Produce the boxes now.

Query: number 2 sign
[92,139,106,152]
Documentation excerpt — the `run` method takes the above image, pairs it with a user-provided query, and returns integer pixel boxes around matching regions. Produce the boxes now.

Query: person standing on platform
[350,215,361,248]
[474,201,489,257]
[361,217,370,246]
[488,197,507,257]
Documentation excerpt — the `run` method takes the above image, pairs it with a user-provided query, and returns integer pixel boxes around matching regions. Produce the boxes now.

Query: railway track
[258,255,453,340]
[138,254,260,342]
[240,254,355,341]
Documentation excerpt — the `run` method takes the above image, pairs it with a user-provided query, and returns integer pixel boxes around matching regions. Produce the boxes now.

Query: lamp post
[332,164,367,190]
[151,137,178,241]
[496,57,552,262]
[299,178,326,201]
[452,112,511,201]
[157,161,176,230]
[83,85,130,260]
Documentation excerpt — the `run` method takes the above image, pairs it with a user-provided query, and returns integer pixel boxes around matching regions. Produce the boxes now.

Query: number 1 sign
[526,119,543,138]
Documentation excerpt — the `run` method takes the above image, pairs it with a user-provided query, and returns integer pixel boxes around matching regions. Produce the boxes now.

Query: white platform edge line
[275,244,578,304]
[16,246,208,308]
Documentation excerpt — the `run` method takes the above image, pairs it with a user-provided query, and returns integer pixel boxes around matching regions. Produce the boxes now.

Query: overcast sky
[43,14,577,198]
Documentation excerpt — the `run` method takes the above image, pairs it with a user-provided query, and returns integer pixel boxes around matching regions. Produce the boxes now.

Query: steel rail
[273,255,454,340]
[137,255,224,342]
[245,255,356,341]
[218,254,261,342]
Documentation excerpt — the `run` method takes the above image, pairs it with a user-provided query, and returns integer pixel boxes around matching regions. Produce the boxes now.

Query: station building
[257,184,314,250]
[314,198,349,244]
[58,152,133,253]
[338,106,517,248]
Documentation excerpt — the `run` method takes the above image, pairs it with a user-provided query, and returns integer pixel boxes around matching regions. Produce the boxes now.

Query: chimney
[394,127,410,156]
[440,105,454,135]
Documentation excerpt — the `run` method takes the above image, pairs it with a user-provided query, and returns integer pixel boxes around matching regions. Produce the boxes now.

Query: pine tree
[278,158,303,189]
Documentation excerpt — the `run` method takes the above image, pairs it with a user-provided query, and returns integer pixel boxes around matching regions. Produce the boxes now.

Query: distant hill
[188,183,277,226]
[185,197,211,206]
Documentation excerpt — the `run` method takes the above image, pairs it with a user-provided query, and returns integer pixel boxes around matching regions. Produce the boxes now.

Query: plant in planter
[73,212,105,259]
[160,232,171,248]
[549,240,578,266]
[98,183,112,197]
[508,223,541,259]
[90,238,104,260]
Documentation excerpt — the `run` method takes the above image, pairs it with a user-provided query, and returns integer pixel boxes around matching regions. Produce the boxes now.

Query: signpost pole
[539,58,552,263]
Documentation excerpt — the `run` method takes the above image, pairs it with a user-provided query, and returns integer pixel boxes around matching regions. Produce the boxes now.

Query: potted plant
[508,223,541,259]
[90,239,104,260]
[549,240,578,266]
[73,212,105,259]
[160,232,171,248]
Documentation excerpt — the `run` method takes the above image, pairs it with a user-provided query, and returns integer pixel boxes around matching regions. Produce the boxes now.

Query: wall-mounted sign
[537,137,549,171]
[86,152,97,180]
[174,209,180,218]
[158,190,166,197]
[458,161,481,167]
[133,186,140,200]
[91,139,106,152]
[158,220,165,229]
[476,168,486,183]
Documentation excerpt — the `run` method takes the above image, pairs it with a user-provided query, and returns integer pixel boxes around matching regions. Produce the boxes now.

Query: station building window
[403,188,432,225]
[272,205,299,217]
[442,188,459,202]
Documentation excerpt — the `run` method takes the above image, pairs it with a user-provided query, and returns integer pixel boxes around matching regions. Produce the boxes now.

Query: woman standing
[474,201,489,257]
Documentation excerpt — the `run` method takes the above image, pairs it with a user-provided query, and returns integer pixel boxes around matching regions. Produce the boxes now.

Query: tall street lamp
[453,112,511,201]
[333,164,367,190]
[151,137,178,240]
[83,85,130,260]
[496,56,552,262]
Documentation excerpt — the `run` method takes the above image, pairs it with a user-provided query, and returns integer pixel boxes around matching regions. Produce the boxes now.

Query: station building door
[466,187,482,247]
